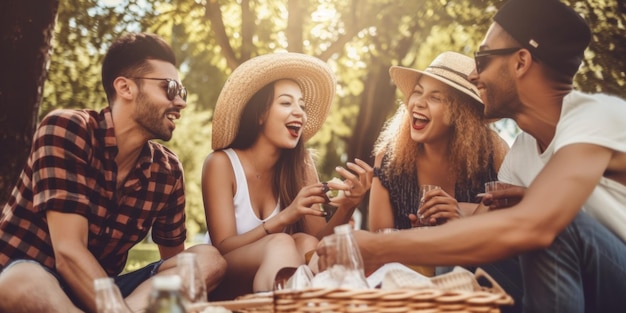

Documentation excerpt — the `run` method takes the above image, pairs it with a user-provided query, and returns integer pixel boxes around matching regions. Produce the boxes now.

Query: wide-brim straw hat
[389,51,483,106]
[212,52,336,150]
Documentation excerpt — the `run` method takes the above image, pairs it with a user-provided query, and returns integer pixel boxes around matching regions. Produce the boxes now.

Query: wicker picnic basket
[189,268,514,313]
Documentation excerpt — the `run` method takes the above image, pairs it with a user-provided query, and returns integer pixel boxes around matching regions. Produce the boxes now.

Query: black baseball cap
[494,0,591,77]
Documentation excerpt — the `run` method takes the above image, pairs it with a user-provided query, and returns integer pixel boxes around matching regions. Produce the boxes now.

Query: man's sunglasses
[131,77,187,101]
[473,47,522,74]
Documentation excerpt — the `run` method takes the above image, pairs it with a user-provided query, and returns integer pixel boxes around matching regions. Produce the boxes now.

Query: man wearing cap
[337,0,626,312]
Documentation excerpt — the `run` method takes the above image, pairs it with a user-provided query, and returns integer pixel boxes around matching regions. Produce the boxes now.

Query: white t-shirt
[205,148,280,244]
[498,90,626,242]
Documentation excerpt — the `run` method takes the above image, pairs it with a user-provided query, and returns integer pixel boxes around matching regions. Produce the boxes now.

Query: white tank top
[205,148,280,244]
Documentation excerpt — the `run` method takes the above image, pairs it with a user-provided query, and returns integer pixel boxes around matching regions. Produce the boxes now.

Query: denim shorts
[2,259,164,299]
[114,260,164,297]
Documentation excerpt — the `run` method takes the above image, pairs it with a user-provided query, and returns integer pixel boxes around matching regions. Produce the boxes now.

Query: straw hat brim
[389,52,483,106]
[212,53,336,150]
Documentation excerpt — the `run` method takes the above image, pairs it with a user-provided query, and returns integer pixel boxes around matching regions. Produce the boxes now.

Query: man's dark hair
[101,32,177,103]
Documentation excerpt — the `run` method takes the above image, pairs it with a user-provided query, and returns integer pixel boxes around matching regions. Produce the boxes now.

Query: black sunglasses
[131,77,187,101]
[473,47,523,74]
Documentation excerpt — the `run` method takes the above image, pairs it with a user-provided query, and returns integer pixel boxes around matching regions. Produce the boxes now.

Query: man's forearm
[56,248,111,312]
[362,209,539,268]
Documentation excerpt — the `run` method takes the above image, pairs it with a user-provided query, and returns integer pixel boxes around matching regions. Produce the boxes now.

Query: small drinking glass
[484,181,514,208]
[177,252,207,306]
[418,185,441,226]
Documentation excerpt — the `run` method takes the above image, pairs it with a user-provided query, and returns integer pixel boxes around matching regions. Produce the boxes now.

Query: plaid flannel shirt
[0,107,186,275]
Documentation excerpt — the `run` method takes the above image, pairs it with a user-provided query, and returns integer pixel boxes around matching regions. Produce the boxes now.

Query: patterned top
[374,152,498,229]
[0,107,186,276]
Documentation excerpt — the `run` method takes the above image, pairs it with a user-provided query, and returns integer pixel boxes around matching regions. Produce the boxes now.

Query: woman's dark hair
[229,80,309,233]
[101,32,177,103]
[230,83,274,149]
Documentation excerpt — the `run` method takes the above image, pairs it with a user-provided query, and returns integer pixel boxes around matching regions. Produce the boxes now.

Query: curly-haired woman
[370,51,509,231]
[368,51,522,313]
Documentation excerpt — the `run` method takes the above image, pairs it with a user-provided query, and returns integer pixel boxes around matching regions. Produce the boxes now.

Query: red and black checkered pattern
[0,107,186,276]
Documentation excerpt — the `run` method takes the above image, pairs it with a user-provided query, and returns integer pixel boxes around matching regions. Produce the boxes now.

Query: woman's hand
[281,183,329,224]
[326,158,373,209]
[414,189,462,226]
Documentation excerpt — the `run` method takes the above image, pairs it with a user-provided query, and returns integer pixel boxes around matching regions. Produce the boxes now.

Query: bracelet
[262,221,271,235]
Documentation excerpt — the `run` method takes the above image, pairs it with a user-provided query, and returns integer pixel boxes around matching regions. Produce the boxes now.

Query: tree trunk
[0,0,59,206]
[286,0,304,52]
[347,58,397,229]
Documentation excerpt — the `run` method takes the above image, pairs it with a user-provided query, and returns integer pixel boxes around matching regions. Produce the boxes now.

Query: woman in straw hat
[369,51,509,232]
[202,52,373,299]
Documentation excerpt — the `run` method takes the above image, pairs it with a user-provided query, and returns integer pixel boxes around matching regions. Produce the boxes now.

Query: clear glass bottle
[177,252,207,307]
[94,277,130,313]
[145,275,186,313]
[330,223,370,289]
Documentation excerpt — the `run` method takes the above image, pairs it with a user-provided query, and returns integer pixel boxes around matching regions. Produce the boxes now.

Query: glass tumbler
[484,181,514,208]
[177,252,207,306]
[418,185,441,226]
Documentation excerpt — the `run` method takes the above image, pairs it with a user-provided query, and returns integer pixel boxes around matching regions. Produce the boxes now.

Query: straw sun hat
[211,52,336,150]
[389,51,483,105]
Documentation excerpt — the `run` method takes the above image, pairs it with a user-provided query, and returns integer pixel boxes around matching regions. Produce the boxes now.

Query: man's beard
[135,91,173,141]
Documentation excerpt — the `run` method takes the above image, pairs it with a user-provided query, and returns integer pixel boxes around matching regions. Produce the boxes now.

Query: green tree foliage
[36,0,626,239]
[571,0,626,96]
[42,0,167,115]
[161,102,213,238]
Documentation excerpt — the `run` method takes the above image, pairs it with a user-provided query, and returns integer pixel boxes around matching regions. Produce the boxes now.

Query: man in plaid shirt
[0,32,226,312]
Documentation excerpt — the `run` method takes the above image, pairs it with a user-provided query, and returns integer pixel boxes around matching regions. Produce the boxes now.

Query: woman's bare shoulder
[203,150,235,179]
[204,150,231,166]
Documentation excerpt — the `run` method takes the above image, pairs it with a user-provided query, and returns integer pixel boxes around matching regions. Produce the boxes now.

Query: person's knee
[293,232,318,249]
[265,232,298,248]
[263,233,306,264]
[0,267,32,299]
[187,244,227,282]
[0,263,66,308]
[0,262,54,290]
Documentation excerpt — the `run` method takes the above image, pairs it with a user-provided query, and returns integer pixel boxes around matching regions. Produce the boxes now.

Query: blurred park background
[1,0,625,271]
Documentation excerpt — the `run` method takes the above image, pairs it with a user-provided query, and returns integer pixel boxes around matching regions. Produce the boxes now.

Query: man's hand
[315,235,337,273]
[315,230,384,275]
[353,230,386,275]
[482,185,526,210]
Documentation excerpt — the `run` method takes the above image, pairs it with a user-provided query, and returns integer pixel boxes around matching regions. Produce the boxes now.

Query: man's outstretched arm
[355,143,612,270]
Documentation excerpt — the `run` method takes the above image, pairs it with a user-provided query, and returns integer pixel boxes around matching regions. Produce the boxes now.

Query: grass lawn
[123,242,160,273]
[123,235,207,273]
